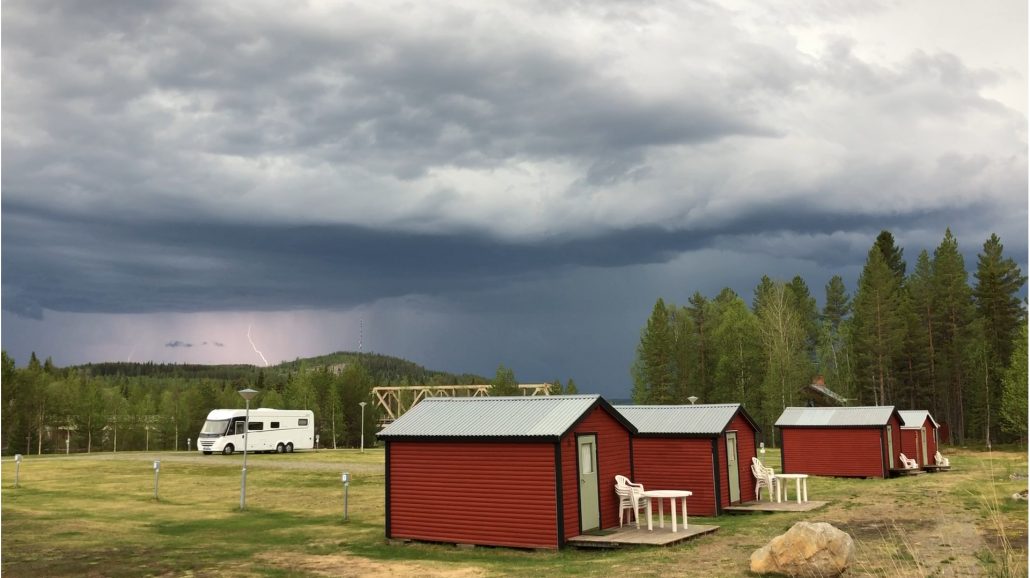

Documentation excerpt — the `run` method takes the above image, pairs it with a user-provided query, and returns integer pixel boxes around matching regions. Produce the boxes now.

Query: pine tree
[819,276,852,398]
[851,247,904,405]
[669,305,697,402]
[687,292,711,401]
[822,276,851,331]
[566,378,579,394]
[907,250,939,415]
[932,228,975,444]
[874,230,907,280]
[973,234,1027,378]
[787,276,820,355]
[752,275,775,312]
[491,364,519,396]
[631,298,676,404]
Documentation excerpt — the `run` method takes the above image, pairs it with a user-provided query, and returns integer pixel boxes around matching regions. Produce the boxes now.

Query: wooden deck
[723,500,828,514]
[890,467,927,477]
[923,464,951,473]
[568,524,719,549]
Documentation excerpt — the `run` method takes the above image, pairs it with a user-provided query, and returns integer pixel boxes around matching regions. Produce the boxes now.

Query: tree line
[0,351,484,455]
[632,229,1027,446]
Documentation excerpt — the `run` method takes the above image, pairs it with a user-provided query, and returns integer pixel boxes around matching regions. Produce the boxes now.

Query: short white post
[14,454,22,487]
[342,472,350,521]
[359,402,367,453]
[187,438,191,452]
[153,460,161,500]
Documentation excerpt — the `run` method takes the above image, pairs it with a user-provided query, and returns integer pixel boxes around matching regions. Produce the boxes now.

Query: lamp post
[238,388,258,511]
[688,396,698,405]
[359,402,367,453]
[14,454,22,488]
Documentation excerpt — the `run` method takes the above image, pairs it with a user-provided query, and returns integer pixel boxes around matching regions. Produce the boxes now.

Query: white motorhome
[197,408,314,455]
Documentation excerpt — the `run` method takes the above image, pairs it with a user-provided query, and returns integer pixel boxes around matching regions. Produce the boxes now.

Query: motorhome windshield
[200,419,229,435]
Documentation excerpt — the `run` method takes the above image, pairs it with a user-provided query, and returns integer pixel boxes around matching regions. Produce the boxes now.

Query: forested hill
[73,351,488,386]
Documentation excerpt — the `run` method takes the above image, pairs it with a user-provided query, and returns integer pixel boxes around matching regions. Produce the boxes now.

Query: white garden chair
[934,451,950,467]
[899,453,919,469]
[751,457,778,502]
[614,475,646,528]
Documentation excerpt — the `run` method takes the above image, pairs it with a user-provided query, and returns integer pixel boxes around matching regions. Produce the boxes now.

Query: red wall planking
[389,441,559,549]
[780,427,887,478]
[713,414,760,510]
[632,437,718,516]
[560,405,632,539]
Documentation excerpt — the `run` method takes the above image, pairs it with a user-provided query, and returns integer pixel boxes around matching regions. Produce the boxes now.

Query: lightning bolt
[247,323,269,367]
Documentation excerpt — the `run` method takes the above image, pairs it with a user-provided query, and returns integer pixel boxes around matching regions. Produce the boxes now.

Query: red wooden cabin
[776,406,904,479]
[377,395,636,549]
[616,404,761,516]
[898,410,940,468]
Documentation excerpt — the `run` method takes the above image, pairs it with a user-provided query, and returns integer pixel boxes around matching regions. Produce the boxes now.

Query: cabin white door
[577,434,599,532]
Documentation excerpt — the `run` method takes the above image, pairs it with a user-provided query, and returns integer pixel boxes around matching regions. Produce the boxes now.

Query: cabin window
[299,418,309,426]
[579,443,594,474]
[248,422,264,431]
[270,422,280,429]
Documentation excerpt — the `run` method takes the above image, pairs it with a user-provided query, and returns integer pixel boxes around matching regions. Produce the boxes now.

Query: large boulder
[750,521,855,577]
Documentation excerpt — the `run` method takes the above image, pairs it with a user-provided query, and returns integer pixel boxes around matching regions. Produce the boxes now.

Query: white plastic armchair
[614,475,646,528]
[934,451,950,467]
[899,453,919,469]
[751,457,778,502]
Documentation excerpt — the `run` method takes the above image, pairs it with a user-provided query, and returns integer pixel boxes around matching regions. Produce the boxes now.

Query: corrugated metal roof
[614,404,741,435]
[898,410,940,429]
[775,406,896,427]
[377,395,602,438]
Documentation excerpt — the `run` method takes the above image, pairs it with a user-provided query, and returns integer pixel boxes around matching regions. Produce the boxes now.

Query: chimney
[813,375,825,386]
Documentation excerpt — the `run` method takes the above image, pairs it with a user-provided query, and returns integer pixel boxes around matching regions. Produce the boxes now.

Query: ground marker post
[342,472,350,521]
[14,454,22,487]
[153,460,161,500]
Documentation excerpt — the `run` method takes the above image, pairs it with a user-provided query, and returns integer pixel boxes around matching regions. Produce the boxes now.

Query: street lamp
[688,396,698,405]
[359,402,367,453]
[238,387,259,511]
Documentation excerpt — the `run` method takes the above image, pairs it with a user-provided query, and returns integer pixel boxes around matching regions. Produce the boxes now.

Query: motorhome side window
[271,422,280,429]
[299,418,308,426]
[248,422,264,431]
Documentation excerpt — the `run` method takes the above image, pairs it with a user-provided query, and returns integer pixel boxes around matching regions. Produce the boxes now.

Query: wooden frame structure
[372,383,554,424]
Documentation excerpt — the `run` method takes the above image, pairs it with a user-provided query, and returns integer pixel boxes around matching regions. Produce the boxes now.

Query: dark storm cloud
[5,198,1011,317]
[1,0,1026,323]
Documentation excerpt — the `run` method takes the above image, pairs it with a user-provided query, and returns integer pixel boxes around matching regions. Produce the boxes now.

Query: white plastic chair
[614,475,646,528]
[899,453,919,469]
[934,451,950,467]
[751,457,778,502]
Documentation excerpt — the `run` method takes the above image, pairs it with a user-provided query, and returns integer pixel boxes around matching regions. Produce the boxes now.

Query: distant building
[801,375,848,407]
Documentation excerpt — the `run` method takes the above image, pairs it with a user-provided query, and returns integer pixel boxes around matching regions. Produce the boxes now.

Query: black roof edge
[732,405,762,434]
[773,424,892,430]
[633,432,718,439]
[559,396,639,438]
[374,434,561,443]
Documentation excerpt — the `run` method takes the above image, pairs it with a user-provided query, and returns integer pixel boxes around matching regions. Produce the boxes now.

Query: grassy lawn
[2,447,1026,577]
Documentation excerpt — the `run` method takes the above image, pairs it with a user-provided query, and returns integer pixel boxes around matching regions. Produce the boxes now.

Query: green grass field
[2,447,1026,577]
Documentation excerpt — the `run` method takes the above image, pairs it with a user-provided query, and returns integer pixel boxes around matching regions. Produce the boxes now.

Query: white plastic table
[775,473,809,504]
[642,489,692,532]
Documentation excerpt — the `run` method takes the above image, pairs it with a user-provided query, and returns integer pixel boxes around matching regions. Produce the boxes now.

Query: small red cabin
[898,410,940,467]
[377,395,636,549]
[776,406,903,478]
[616,404,761,516]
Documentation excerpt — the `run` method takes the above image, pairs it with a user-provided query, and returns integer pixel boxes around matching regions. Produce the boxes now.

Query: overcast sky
[2,0,1026,398]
